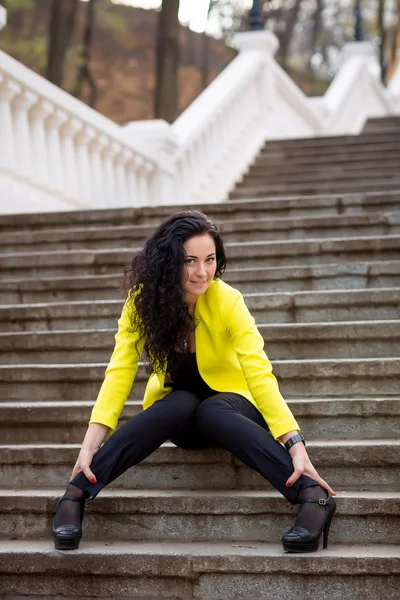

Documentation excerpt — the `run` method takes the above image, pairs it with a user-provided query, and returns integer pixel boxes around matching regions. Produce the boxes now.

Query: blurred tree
[308,0,324,71]
[201,0,214,90]
[154,0,180,123]
[378,0,387,82]
[46,0,79,86]
[72,0,98,106]
[279,0,302,62]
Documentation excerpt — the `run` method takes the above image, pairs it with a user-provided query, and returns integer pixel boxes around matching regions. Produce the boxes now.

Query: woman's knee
[196,395,227,431]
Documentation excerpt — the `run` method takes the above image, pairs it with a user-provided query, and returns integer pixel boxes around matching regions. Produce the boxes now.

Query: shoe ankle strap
[298,497,328,505]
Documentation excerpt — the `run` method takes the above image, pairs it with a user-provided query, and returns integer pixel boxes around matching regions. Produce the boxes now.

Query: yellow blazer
[89,278,300,441]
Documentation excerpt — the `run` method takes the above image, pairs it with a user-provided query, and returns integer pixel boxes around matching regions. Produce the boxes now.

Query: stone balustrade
[0,51,158,214]
[0,22,399,214]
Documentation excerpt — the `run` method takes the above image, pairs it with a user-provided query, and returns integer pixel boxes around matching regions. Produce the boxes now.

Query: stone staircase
[0,117,399,598]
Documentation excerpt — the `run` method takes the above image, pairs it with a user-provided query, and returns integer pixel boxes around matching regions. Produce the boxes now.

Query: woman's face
[181,233,217,303]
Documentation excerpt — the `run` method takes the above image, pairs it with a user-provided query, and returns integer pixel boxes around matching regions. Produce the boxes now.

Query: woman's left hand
[286,443,337,497]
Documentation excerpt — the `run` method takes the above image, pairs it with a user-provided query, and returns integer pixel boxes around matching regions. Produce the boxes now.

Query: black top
[168,352,219,400]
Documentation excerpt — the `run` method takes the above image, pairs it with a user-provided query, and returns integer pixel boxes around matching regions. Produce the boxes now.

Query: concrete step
[1,235,399,279]
[1,540,399,600]
[1,489,399,546]
[1,260,399,304]
[240,165,400,185]
[363,116,400,133]
[0,358,399,402]
[1,191,399,232]
[250,149,400,170]
[1,320,399,364]
[230,178,400,199]
[0,440,398,491]
[256,141,400,161]
[1,398,398,443]
[259,133,400,150]
[2,288,399,332]
[253,145,400,164]
[2,211,399,253]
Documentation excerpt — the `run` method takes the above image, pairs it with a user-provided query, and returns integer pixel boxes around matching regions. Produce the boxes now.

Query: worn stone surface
[0,540,399,600]
[0,489,399,545]
[0,441,399,491]
[1,357,399,401]
[2,211,400,253]
[1,234,399,279]
[1,189,399,231]
[1,319,400,364]
[1,398,399,443]
[1,260,399,304]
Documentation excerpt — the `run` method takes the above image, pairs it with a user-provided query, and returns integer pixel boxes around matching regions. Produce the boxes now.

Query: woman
[52,211,337,553]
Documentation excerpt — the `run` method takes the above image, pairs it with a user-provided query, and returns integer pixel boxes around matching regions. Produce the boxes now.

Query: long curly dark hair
[123,210,227,375]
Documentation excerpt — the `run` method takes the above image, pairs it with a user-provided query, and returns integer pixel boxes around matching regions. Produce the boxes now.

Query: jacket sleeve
[89,296,144,434]
[226,291,300,441]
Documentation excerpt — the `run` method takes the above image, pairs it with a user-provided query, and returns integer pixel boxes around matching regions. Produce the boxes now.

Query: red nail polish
[286,483,291,488]
[91,478,97,484]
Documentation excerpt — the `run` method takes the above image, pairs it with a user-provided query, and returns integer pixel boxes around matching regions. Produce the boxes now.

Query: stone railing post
[13,89,37,182]
[0,5,6,31]
[75,126,96,205]
[46,108,68,196]
[233,30,279,132]
[0,76,19,176]
[29,100,53,189]
[89,134,108,208]
[123,120,178,205]
[60,117,82,202]
[102,141,120,205]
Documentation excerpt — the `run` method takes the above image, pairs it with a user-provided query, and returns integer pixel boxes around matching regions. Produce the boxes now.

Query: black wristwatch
[284,433,306,452]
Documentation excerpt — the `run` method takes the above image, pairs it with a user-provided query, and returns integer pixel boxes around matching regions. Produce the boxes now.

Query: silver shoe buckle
[318,498,327,505]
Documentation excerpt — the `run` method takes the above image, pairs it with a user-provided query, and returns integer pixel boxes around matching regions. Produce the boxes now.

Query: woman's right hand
[70,445,101,483]
[69,422,110,483]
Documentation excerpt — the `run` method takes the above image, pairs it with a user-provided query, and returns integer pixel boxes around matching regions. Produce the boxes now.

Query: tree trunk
[279,0,303,64]
[378,0,386,84]
[200,32,210,90]
[154,0,180,123]
[46,0,79,87]
[72,0,98,107]
[307,0,323,70]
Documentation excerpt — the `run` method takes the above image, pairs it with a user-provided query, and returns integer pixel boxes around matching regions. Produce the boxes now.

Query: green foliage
[0,34,48,70]
[6,0,35,14]
[96,0,134,33]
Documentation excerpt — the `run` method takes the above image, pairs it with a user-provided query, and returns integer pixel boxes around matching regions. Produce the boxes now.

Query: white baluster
[0,76,19,176]
[12,88,37,182]
[141,160,154,207]
[114,149,131,207]
[125,153,141,207]
[29,99,53,189]
[60,117,82,202]
[46,108,68,195]
[134,155,153,207]
[102,141,120,206]
[89,133,108,208]
[76,125,96,205]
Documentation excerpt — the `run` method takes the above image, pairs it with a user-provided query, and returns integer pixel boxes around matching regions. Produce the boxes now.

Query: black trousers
[70,391,318,504]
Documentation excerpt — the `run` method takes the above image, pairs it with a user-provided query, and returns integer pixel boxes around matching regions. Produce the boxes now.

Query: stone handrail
[0,50,159,214]
[320,42,396,134]
[171,31,323,205]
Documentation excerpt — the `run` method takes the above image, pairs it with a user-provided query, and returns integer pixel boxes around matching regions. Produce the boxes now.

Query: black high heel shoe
[52,494,86,550]
[281,490,336,553]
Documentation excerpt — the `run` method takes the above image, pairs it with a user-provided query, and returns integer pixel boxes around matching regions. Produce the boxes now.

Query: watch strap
[284,433,306,451]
